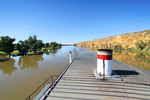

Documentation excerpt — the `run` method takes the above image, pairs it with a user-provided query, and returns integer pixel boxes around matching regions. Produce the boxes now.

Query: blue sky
[0,0,150,44]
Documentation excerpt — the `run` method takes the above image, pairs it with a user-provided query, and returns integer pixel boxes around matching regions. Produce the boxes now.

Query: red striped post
[97,49,112,76]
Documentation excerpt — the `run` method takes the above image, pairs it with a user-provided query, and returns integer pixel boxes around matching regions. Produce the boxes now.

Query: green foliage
[92,43,94,47]
[114,44,122,51]
[11,50,19,55]
[0,36,15,57]
[26,35,44,53]
[125,45,129,50]
[17,41,29,55]
[17,35,44,55]
[135,40,146,50]
[132,40,150,56]
[106,43,108,49]
[0,35,61,56]
[131,47,139,53]
[0,51,7,55]
[96,45,98,48]
[36,40,44,50]
[44,42,50,48]
[109,43,112,49]
[83,44,86,47]
[50,42,61,49]
[145,40,150,47]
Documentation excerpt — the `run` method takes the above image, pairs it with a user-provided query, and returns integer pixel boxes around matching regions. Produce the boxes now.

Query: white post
[97,49,112,76]
[69,51,72,64]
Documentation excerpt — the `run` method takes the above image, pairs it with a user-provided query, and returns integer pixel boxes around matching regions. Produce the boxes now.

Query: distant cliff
[76,30,150,49]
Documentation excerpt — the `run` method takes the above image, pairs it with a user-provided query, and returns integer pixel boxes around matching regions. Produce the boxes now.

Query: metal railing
[39,59,75,100]
[26,51,74,100]
[26,75,58,100]
[26,62,74,100]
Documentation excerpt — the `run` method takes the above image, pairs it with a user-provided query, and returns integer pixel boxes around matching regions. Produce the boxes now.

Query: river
[87,47,150,72]
[0,46,89,100]
[0,46,150,100]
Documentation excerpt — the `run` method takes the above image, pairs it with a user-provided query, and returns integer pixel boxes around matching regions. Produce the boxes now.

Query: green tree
[33,35,37,42]
[31,43,38,53]
[50,42,56,49]
[145,40,150,47]
[114,44,122,51]
[135,40,146,50]
[92,43,94,47]
[27,36,33,45]
[17,41,29,55]
[57,43,61,48]
[109,43,112,49]
[0,36,15,57]
[50,42,61,49]
[106,43,108,49]
[125,45,129,50]
[36,40,44,50]
[25,35,44,53]
[45,42,50,48]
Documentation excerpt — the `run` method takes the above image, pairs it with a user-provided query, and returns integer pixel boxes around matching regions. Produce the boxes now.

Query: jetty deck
[46,51,150,100]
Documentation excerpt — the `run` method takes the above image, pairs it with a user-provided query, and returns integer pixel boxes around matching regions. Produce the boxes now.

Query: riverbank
[0,50,19,56]
[0,47,60,57]
[0,51,6,55]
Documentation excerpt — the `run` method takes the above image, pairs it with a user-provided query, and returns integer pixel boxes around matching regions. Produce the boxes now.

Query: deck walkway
[46,51,150,100]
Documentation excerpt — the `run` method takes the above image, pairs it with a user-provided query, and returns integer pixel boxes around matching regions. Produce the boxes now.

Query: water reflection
[113,51,150,72]
[0,46,90,100]
[45,52,50,56]
[85,47,150,72]
[0,48,61,75]
[50,49,58,54]
[18,54,43,70]
[0,57,17,75]
[0,55,8,61]
[0,58,10,62]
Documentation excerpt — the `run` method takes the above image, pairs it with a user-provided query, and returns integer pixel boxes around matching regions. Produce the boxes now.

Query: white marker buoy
[97,49,112,76]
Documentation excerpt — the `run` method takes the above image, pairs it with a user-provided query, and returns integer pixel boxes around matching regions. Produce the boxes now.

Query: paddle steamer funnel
[97,49,113,75]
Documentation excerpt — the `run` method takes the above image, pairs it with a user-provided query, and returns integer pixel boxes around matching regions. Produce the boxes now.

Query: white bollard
[97,49,112,76]
[69,51,72,64]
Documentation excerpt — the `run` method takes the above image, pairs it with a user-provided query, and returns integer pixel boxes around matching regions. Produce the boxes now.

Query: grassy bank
[0,50,19,55]
[0,47,61,56]
[11,50,20,55]
[0,51,7,55]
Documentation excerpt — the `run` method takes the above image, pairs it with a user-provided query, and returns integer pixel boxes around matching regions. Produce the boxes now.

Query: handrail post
[69,51,72,64]
[103,58,105,80]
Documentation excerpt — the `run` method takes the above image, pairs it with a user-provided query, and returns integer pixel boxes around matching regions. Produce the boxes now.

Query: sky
[0,0,150,44]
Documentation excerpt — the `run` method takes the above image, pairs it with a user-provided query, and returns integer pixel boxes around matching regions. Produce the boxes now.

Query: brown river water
[88,47,150,72]
[0,46,150,100]
[0,46,89,100]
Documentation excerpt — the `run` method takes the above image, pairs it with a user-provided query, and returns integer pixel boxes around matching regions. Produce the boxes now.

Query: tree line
[78,40,150,56]
[112,40,150,52]
[0,35,61,57]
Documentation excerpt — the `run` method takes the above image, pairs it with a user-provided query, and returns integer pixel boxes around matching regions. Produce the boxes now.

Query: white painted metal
[97,49,112,76]
[69,51,72,64]
[97,59,112,75]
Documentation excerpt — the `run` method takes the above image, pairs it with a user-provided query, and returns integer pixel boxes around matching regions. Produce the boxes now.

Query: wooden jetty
[40,51,150,100]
